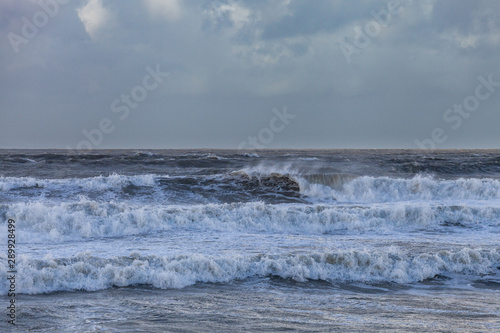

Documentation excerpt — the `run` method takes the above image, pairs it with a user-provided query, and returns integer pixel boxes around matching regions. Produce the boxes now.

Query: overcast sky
[1,0,499,149]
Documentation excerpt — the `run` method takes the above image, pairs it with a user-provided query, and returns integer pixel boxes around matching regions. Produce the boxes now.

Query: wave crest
[1,248,498,295]
[3,200,500,243]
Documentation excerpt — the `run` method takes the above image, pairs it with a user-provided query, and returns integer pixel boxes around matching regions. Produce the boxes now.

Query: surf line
[6,218,17,326]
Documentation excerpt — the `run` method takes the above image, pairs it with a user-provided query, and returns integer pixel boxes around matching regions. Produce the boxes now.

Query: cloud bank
[0,0,499,149]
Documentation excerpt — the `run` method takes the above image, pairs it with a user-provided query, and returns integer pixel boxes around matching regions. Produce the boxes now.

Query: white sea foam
[2,200,499,243]
[203,153,227,160]
[1,247,498,295]
[328,175,500,202]
[3,171,500,203]
[237,166,500,202]
[240,152,260,158]
[0,174,158,192]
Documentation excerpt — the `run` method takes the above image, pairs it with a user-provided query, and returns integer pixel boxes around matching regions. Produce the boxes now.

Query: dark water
[1,149,499,332]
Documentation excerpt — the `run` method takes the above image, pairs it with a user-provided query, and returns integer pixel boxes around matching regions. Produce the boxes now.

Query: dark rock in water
[227,172,303,203]
[259,173,300,192]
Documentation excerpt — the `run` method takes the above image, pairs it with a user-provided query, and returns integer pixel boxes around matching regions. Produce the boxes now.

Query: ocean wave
[240,152,259,158]
[2,157,36,163]
[132,151,159,157]
[2,200,499,242]
[0,174,158,192]
[1,247,498,295]
[236,166,500,202]
[203,153,227,160]
[0,173,304,204]
[326,175,500,202]
[2,172,500,204]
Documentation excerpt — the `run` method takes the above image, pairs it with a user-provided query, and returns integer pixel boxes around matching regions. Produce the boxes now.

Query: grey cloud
[0,0,499,149]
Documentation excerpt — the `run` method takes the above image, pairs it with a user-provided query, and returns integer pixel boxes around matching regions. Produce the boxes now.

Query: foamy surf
[2,200,500,242]
[2,150,500,332]
[1,247,498,295]
[3,173,500,204]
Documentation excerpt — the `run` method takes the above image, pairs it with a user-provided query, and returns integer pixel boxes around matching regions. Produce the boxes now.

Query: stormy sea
[1,149,499,332]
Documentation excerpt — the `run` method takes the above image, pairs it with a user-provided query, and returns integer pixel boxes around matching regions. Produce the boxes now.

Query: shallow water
[10,281,500,332]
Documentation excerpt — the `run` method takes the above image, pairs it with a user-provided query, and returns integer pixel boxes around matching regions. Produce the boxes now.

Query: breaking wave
[2,200,500,243]
[300,175,500,202]
[1,247,498,295]
[235,167,500,202]
[3,170,500,204]
[0,174,157,192]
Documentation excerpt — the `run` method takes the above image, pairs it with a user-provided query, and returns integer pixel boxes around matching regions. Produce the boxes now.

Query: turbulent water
[1,149,499,332]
